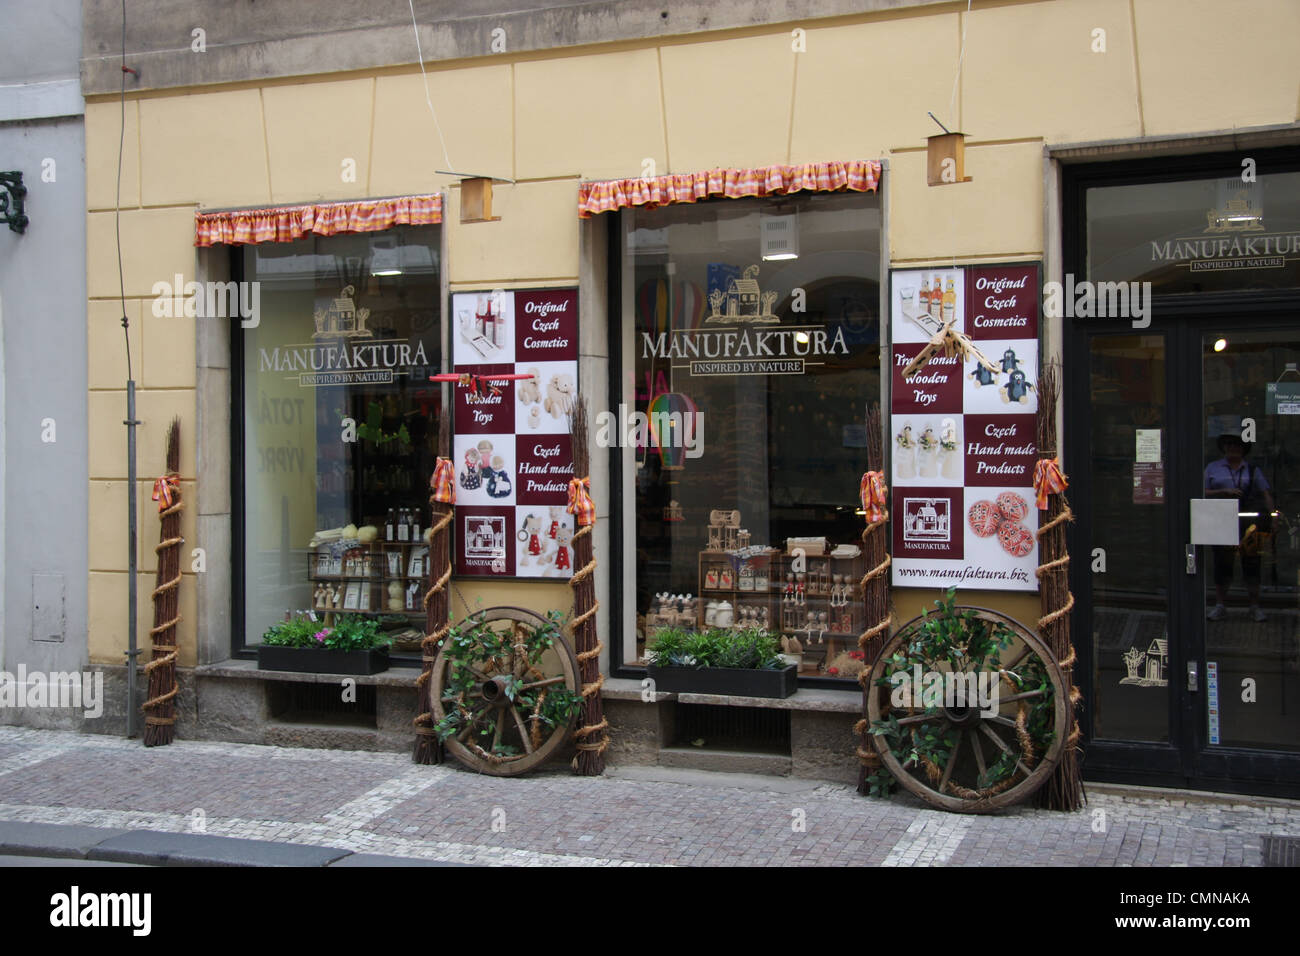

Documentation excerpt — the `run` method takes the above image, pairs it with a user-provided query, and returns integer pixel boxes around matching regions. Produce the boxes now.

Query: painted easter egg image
[997,522,1035,557]
[968,500,1000,537]
[995,492,1029,524]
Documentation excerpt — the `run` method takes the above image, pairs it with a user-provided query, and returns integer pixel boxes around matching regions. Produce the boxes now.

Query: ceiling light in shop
[795,331,810,345]
[760,210,799,261]
[370,245,402,276]
[1214,338,1227,352]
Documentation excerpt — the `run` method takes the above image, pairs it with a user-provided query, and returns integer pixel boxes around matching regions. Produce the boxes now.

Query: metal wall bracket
[1,171,28,233]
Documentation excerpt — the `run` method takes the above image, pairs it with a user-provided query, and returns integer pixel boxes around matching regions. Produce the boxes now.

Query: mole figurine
[1001,368,1034,404]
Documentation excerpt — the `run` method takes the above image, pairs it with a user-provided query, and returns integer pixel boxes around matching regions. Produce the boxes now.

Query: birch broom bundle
[1032,363,1084,811]
[143,418,182,747]
[855,403,892,791]
[414,405,454,765]
[568,395,608,775]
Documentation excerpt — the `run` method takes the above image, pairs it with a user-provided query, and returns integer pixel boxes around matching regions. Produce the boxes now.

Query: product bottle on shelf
[386,508,395,542]
[398,508,410,542]
[943,277,956,323]
[930,274,943,319]
[412,508,421,540]
[918,276,930,312]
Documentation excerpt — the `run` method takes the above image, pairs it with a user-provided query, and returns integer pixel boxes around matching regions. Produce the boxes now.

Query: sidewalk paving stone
[0,726,1296,866]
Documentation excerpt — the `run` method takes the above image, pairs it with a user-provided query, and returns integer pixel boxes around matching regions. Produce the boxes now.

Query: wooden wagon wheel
[866,606,1067,814]
[431,606,582,777]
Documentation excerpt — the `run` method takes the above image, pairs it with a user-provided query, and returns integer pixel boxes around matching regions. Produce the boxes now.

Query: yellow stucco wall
[82,0,1300,665]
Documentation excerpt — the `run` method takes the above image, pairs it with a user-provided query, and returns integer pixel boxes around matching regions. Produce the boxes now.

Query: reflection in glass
[625,193,882,678]
[1089,335,1169,742]
[1201,331,1300,752]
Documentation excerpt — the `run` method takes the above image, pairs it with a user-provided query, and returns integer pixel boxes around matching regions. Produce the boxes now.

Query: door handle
[1185,544,1196,575]
[1187,660,1198,692]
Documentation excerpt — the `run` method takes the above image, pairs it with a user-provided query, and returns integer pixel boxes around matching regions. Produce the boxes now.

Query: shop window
[237,226,441,658]
[1086,170,1300,294]
[622,193,882,681]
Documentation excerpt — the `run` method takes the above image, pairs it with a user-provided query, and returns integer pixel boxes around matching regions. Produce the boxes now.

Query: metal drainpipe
[125,380,140,737]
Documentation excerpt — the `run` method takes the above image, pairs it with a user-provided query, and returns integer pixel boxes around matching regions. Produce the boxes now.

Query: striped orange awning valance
[194,194,443,247]
[577,160,881,219]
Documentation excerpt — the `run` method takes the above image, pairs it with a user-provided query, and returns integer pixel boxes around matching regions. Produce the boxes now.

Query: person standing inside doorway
[1204,433,1275,622]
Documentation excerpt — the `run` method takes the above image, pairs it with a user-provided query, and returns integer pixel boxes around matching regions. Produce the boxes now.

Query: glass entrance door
[1074,323,1300,795]
[1196,329,1300,765]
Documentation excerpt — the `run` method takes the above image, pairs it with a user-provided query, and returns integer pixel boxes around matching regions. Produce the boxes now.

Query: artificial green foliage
[647,627,784,670]
[261,612,391,651]
[355,401,411,446]
[433,610,585,756]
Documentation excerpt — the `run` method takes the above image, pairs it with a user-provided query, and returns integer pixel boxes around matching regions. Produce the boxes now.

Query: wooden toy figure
[459,449,481,490]
[969,359,996,386]
[553,525,573,571]
[486,455,512,498]
[1001,368,1034,404]
[517,513,543,566]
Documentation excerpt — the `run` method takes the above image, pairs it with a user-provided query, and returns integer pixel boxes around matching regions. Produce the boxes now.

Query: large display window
[236,226,442,657]
[620,192,882,682]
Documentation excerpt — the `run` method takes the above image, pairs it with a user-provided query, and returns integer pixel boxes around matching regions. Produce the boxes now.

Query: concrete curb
[0,821,461,867]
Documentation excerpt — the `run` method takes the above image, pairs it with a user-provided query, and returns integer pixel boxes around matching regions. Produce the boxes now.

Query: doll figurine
[895,425,916,480]
[917,426,939,478]
[939,419,960,479]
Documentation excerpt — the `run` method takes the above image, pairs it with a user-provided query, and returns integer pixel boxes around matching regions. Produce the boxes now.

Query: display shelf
[696,544,863,676]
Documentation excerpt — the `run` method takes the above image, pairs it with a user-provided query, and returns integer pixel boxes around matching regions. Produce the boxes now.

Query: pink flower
[315,629,330,643]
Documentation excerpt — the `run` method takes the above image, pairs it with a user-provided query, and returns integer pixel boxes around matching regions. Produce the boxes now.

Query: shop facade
[74,0,1300,792]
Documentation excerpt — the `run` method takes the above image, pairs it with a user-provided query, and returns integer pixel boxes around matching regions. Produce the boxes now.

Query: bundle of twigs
[143,418,182,747]
[1033,363,1084,810]
[855,403,892,791]
[414,405,454,765]
[568,395,608,774]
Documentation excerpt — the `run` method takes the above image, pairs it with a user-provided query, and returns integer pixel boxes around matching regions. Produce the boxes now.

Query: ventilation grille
[267,680,377,728]
[673,703,790,754]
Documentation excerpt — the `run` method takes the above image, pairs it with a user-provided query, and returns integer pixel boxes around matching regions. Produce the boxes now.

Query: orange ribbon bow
[859,470,888,525]
[152,474,180,513]
[430,457,456,505]
[1033,457,1068,510]
[566,476,596,527]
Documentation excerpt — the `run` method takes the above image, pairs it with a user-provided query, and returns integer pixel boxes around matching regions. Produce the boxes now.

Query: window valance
[195,194,443,247]
[577,160,881,219]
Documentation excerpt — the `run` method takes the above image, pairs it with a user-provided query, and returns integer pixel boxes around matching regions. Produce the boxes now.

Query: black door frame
[1063,148,1300,796]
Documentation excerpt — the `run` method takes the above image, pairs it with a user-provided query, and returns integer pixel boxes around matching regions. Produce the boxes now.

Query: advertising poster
[451,288,579,578]
[889,264,1041,591]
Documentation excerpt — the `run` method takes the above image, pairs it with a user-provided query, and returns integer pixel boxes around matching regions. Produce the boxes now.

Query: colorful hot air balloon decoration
[648,391,698,471]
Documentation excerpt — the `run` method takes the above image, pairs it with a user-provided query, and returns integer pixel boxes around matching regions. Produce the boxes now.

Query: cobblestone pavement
[0,727,1296,866]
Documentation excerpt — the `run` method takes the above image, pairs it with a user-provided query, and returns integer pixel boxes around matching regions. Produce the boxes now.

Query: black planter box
[257,645,390,676]
[646,663,797,699]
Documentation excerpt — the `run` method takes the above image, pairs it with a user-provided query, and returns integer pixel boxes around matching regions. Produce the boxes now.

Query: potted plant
[645,626,797,699]
[257,612,392,675]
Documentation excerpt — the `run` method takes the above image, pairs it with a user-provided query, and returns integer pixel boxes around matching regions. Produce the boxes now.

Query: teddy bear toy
[543,372,576,418]
[516,367,542,406]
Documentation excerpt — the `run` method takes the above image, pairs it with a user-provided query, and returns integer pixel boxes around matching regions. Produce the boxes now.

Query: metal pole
[125,380,140,737]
